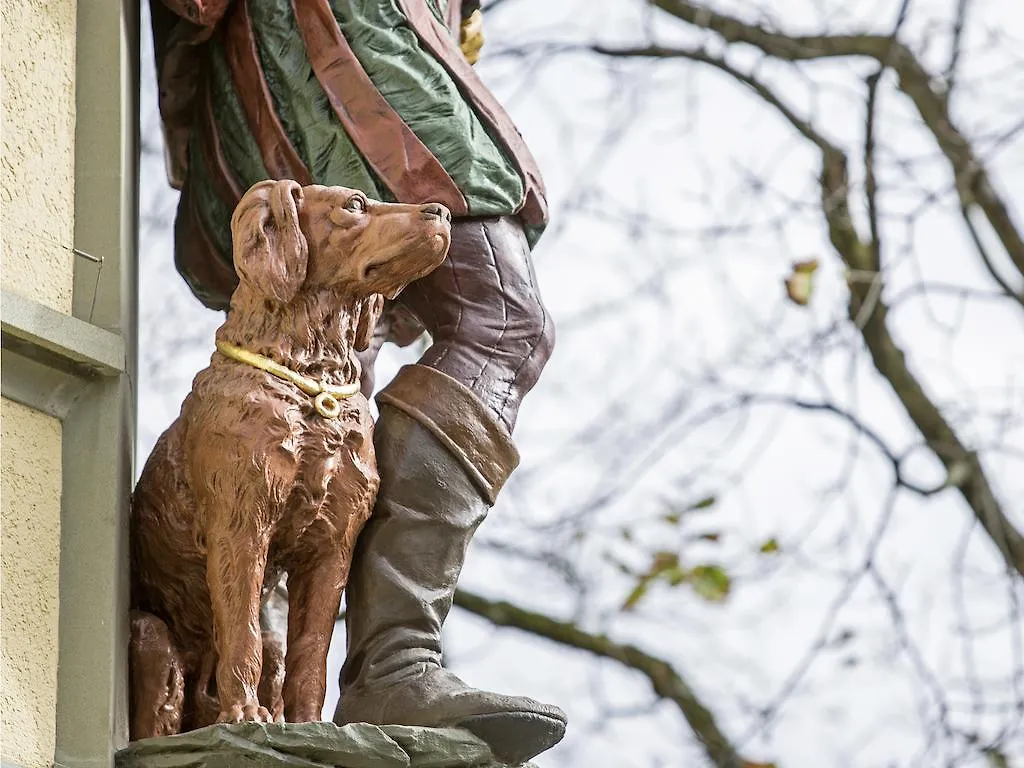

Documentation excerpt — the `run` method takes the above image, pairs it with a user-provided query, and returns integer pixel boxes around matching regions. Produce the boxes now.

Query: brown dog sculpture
[129,179,451,738]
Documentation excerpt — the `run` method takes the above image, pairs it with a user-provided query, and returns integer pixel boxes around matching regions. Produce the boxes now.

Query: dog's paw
[216,701,273,724]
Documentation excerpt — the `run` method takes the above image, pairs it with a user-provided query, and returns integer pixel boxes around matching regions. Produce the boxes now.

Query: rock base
[115,721,535,768]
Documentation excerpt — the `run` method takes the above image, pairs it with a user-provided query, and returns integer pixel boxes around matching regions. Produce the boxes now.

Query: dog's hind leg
[259,629,286,722]
[205,519,273,724]
[189,650,220,730]
[129,610,185,740]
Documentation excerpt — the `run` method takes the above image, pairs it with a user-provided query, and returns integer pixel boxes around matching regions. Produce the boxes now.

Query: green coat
[152,0,547,309]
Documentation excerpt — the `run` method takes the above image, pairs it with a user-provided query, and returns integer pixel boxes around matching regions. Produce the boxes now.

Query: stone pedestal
[115,722,535,768]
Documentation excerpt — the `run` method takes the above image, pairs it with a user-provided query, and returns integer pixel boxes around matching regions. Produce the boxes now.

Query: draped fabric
[152,0,546,309]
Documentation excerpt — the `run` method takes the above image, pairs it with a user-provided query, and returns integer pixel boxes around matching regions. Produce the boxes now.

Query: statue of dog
[129,179,450,737]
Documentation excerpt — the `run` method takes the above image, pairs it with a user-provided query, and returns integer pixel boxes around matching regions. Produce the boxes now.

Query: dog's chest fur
[266,396,377,579]
[276,397,375,529]
[183,366,377,552]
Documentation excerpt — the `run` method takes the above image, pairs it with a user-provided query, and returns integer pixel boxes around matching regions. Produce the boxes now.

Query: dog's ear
[230,179,308,304]
[354,293,385,352]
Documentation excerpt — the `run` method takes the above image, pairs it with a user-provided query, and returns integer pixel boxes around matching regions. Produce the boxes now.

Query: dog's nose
[420,202,451,223]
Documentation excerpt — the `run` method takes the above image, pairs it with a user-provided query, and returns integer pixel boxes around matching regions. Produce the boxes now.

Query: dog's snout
[420,203,451,223]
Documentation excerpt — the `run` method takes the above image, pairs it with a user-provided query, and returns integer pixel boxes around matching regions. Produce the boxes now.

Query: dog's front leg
[282,548,349,722]
[206,519,273,724]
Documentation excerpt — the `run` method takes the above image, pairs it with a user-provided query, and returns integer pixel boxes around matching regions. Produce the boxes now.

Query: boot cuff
[377,365,520,504]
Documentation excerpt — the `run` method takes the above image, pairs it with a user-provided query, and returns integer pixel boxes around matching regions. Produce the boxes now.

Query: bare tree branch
[958,205,1024,310]
[648,0,1024,284]
[454,588,756,768]
[819,149,1024,577]
[864,71,882,269]
[590,25,1024,577]
[945,0,972,96]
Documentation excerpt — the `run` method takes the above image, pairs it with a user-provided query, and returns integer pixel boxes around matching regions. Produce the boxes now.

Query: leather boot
[334,364,567,765]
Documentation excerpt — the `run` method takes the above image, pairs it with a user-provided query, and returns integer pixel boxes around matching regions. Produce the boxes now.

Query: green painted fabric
[322,0,523,212]
[245,1,390,200]
[188,101,234,261]
[207,37,271,186]
[190,0,527,257]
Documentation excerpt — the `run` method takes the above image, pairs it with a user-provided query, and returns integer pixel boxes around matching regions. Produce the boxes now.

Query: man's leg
[396,216,554,433]
[336,217,563,764]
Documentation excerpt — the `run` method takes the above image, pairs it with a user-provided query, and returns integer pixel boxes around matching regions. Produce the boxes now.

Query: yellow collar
[215,339,360,419]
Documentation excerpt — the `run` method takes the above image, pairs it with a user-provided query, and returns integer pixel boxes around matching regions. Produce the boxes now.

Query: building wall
[1,0,78,314]
[1,1,77,766]
[0,399,63,768]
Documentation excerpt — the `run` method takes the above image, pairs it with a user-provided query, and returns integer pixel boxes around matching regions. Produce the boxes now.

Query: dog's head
[230,180,451,305]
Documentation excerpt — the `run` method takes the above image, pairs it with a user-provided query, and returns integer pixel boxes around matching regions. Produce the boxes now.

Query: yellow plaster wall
[1,397,63,768]
[1,0,78,314]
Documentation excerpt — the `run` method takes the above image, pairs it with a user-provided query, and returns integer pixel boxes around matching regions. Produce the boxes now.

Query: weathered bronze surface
[129,180,450,737]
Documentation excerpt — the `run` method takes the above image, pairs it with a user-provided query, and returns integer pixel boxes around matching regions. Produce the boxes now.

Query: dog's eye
[345,196,367,213]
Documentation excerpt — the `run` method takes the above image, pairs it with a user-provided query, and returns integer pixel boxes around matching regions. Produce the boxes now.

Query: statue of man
[149,0,562,762]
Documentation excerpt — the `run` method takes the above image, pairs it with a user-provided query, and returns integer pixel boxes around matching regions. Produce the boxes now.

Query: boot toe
[337,672,568,763]
[457,709,567,765]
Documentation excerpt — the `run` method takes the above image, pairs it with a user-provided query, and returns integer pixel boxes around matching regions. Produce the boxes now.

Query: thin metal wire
[1,218,107,321]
